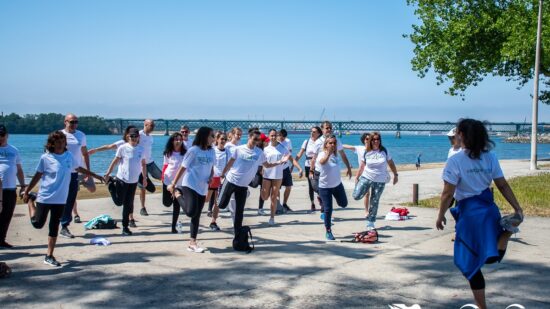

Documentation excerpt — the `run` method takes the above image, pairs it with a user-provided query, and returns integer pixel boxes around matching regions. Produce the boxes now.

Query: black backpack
[233,226,254,253]
[95,218,118,229]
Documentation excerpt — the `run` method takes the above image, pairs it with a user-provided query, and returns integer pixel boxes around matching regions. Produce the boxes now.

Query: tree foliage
[0,113,115,134]
[407,0,550,103]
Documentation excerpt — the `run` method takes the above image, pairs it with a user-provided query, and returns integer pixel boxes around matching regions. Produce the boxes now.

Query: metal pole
[412,184,419,205]
[531,0,543,170]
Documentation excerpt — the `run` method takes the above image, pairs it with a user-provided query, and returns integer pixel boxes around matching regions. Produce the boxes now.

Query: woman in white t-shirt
[23,131,102,267]
[314,135,348,241]
[436,119,523,309]
[344,132,371,217]
[168,127,216,253]
[104,127,147,236]
[261,129,302,225]
[352,132,398,230]
[161,132,187,233]
[206,131,229,231]
[295,126,322,212]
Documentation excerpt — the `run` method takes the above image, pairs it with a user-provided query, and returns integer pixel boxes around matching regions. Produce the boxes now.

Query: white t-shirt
[315,151,342,189]
[300,138,321,168]
[162,151,185,185]
[447,147,462,159]
[114,139,125,149]
[115,144,145,183]
[0,144,22,189]
[225,142,238,156]
[62,129,86,171]
[183,139,193,152]
[213,147,229,177]
[442,151,504,201]
[263,143,289,180]
[353,145,366,165]
[361,149,392,183]
[139,130,154,164]
[36,152,74,204]
[280,138,292,169]
[314,135,343,171]
[225,145,266,187]
[180,146,215,196]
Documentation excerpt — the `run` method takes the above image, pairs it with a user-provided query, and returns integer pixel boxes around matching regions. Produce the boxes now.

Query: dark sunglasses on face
[129,135,139,139]
[372,138,380,141]
[220,138,227,141]
[181,130,189,134]
[68,120,78,124]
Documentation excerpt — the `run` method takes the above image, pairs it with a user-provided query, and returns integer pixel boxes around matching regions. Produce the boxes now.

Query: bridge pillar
[396,123,401,139]
[164,120,169,136]
[337,122,342,137]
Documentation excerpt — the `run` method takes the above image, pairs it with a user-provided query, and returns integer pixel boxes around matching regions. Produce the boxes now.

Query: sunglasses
[180,130,190,134]
[372,138,380,141]
[220,138,227,141]
[129,135,139,139]
[67,120,79,124]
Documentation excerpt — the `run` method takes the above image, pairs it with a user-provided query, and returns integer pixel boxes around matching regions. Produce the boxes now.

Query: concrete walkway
[1,160,549,308]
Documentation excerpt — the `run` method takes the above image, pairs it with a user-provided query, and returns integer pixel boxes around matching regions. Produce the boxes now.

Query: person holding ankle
[436,118,524,309]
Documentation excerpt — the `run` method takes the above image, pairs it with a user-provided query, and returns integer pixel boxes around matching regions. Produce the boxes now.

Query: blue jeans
[318,183,348,231]
[352,176,385,223]
[60,172,79,228]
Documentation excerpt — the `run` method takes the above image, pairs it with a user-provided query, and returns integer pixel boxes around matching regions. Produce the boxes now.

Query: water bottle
[176,221,184,234]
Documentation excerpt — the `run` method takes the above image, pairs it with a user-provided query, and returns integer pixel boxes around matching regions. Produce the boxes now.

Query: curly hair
[45,130,67,153]
[457,119,494,159]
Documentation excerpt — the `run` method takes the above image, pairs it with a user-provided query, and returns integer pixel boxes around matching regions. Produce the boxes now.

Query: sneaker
[187,244,205,253]
[0,241,13,249]
[140,208,149,216]
[325,231,335,241]
[122,228,133,236]
[500,213,523,233]
[366,221,375,230]
[283,204,293,212]
[209,222,221,231]
[73,215,81,224]
[207,211,213,218]
[44,255,61,267]
[129,219,137,228]
[320,213,325,220]
[257,209,266,216]
[268,217,275,226]
[60,227,75,239]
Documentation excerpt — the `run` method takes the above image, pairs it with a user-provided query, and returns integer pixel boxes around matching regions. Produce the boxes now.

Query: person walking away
[138,119,162,216]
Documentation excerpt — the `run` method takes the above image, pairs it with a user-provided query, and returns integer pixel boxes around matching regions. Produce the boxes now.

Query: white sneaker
[257,209,266,216]
[366,221,375,230]
[187,245,205,253]
[268,217,275,226]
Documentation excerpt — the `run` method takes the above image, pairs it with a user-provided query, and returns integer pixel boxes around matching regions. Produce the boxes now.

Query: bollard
[413,184,419,205]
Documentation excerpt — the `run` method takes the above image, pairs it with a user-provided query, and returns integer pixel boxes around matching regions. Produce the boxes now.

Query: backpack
[353,229,378,243]
[233,226,254,253]
[84,214,118,230]
[95,218,118,229]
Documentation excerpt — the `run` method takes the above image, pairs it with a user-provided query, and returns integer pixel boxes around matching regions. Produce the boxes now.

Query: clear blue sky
[0,0,548,122]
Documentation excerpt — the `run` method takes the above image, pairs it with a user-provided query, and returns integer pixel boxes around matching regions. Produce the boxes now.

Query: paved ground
[1,160,549,308]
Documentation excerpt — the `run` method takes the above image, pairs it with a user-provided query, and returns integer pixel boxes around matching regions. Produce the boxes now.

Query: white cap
[446,128,456,137]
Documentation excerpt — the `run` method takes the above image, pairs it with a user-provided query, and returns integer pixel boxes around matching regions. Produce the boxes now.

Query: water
[8,133,550,177]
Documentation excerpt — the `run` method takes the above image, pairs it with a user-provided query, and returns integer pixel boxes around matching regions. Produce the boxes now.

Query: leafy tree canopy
[1,113,114,134]
[407,0,550,103]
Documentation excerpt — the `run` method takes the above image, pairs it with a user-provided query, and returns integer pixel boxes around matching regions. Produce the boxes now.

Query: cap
[260,133,270,143]
[128,127,140,136]
[0,124,6,135]
[446,128,456,137]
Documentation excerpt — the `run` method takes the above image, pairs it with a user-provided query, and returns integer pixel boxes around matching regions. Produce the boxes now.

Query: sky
[0,0,548,122]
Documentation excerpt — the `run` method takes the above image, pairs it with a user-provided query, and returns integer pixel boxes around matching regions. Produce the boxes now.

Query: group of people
[0,116,524,308]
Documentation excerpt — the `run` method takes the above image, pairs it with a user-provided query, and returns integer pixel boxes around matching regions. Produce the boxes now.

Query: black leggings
[176,187,206,239]
[31,203,65,237]
[0,190,17,241]
[217,180,248,233]
[468,250,506,290]
[119,182,138,228]
[305,166,314,203]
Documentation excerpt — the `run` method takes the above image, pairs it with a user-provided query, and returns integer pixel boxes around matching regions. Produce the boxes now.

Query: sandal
[500,213,523,233]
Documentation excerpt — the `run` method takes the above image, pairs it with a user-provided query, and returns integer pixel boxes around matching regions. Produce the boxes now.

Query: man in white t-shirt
[138,119,162,216]
[59,113,91,239]
[180,125,194,151]
[0,124,27,248]
[278,129,303,212]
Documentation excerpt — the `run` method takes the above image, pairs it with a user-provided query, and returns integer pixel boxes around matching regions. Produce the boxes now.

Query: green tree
[406,0,550,103]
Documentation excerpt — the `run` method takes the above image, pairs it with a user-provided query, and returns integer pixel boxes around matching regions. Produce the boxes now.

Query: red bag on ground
[353,230,378,243]
[391,207,409,217]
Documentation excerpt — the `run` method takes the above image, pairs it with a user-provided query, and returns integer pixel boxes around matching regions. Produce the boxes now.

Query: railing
[105,119,549,136]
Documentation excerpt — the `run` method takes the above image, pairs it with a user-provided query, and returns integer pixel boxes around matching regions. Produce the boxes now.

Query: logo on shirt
[465,168,491,174]
[197,156,213,165]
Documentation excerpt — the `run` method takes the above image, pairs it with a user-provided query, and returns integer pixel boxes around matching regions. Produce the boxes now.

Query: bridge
[105,119,549,137]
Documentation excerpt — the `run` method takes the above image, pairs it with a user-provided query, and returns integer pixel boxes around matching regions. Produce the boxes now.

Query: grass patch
[403,173,550,217]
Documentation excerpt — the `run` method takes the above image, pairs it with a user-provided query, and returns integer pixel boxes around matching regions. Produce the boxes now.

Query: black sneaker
[283,204,293,212]
[74,215,82,224]
[44,255,61,267]
[122,228,133,236]
[140,208,149,216]
[59,227,75,239]
[0,241,14,249]
[129,219,137,228]
[207,211,213,217]
[209,222,221,231]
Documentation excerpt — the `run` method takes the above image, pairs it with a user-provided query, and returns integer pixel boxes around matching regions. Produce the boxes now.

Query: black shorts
[281,167,293,187]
